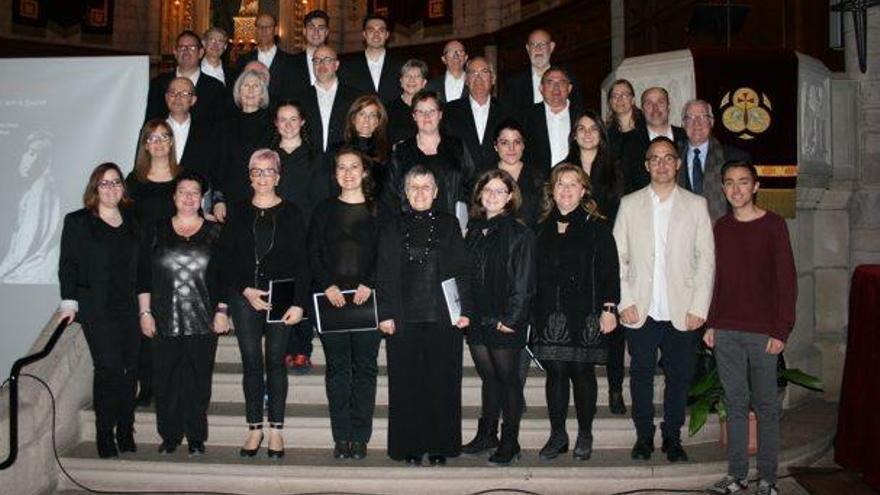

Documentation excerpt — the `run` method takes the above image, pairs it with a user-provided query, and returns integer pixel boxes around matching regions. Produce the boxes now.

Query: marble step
[61,399,835,495]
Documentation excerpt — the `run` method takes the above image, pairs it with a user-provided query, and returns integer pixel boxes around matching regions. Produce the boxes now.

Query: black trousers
[321,330,382,442]
[81,312,140,433]
[286,321,314,357]
[153,334,218,444]
[541,360,598,434]
[605,327,626,393]
[386,321,463,460]
[137,335,152,397]
[230,293,290,424]
[469,344,522,425]
[626,318,699,441]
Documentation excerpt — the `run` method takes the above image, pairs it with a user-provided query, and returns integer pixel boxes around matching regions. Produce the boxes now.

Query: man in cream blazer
[613,136,715,463]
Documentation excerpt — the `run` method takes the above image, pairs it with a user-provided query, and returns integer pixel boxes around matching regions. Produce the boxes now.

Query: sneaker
[706,475,748,494]
[754,480,778,495]
[291,354,312,374]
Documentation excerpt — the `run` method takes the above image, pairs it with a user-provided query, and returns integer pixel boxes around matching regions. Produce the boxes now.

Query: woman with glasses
[605,79,643,157]
[377,165,473,466]
[137,170,224,456]
[386,59,429,145]
[126,118,181,408]
[462,169,535,465]
[215,148,310,459]
[530,163,620,462]
[390,90,475,224]
[57,163,141,458]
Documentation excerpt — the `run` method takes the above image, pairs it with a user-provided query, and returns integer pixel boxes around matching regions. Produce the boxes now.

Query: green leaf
[689,368,720,398]
[689,395,713,436]
[781,368,823,391]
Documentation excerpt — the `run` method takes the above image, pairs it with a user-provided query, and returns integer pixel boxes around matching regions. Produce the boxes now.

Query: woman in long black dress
[57,162,140,458]
[215,148,310,459]
[377,165,473,466]
[530,163,620,461]
[308,148,382,460]
[462,169,535,465]
[137,170,224,455]
[488,118,545,227]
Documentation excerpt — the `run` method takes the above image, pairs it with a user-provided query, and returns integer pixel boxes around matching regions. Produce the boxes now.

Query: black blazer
[390,134,476,216]
[500,67,584,118]
[385,97,416,145]
[288,51,314,97]
[58,209,140,323]
[145,71,230,128]
[521,101,582,172]
[177,119,219,187]
[338,50,403,103]
[296,81,362,152]
[426,73,469,103]
[441,96,512,170]
[236,46,297,103]
[619,122,687,193]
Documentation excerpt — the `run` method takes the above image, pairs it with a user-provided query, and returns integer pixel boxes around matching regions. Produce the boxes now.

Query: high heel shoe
[267,423,285,459]
[239,423,264,458]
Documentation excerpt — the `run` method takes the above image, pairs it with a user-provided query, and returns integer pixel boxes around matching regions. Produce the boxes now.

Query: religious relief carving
[801,79,830,163]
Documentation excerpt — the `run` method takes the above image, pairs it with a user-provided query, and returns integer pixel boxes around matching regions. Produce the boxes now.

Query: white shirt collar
[647,125,674,141]
[469,96,491,144]
[257,44,277,68]
[165,115,191,162]
[445,71,466,101]
[531,69,544,104]
[366,50,386,91]
[306,46,318,85]
[200,59,225,85]
[175,67,201,87]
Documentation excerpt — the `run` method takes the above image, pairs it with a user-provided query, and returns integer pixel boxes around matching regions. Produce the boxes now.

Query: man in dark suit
[678,99,751,223]
[200,26,234,87]
[297,45,362,153]
[441,57,511,170]
[235,13,295,103]
[521,66,582,172]
[427,39,468,103]
[338,14,403,103]
[500,29,583,117]
[145,30,229,128]
[289,9,330,97]
[619,87,687,193]
[163,77,217,188]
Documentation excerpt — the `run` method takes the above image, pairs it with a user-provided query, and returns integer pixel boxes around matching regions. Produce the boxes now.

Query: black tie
[692,148,703,194]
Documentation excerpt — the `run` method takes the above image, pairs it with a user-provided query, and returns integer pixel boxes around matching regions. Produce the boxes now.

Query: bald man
[235,13,296,102]
[163,77,218,184]
[427,39,469,103]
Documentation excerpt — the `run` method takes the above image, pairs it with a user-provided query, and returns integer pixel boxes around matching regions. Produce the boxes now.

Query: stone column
[610,0,624,68]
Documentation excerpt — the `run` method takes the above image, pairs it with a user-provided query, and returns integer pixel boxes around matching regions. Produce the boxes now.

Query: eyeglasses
[646,154,678,166]
[444,49,466,58]
[249,168,279,178]
[146,133,171,144]
[610,92,633,101]
[176,45,200,52]
[482,187,509,196]
[413,109,439,118]
[683,114,713,125]
[312,56,337,66]
[528,41,552,50]
[357,110,380,120]
[98,179,123,189]
[466,68,492,79]
[175,190,202,198]
[406,184,435,193]
[165,90,193,99]
[205,38,227,46]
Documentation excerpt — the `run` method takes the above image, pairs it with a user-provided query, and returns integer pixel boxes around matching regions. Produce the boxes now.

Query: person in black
[530,163,620,461]
[377,165,474,466]
[213,69,275,222]
[462,169,535,465]
[234,13,296,103]
[338,14,403,103]
[308,148,382,460]
[215,149,310,459]
[390,90,475,226]
[127,119,181,408]
[137,171,224,455]
[57,163,141,459]
[604,79,643,162]
[487,119,545,227]
[385,59,428,145]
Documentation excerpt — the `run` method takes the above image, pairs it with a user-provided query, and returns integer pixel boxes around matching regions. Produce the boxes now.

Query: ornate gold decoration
[720,87,772,140]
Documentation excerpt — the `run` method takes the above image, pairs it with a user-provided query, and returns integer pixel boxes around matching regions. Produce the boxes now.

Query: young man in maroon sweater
[704,161,796,495]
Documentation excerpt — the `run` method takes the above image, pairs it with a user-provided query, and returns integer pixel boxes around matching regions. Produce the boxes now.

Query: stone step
[81,402,720,449]
[61,400,835,495]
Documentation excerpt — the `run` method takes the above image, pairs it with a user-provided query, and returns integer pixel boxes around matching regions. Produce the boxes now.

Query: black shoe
[461,418,499,455]
[96,430,118,459]
[158,441,178,455]
[573,431,593,461]
[188,441,205,456]
[239,424,263,458]
[333,441,351,459]
[135,388,152,407]
[631,438,654,460]
[539,429,569,460]
[267,423,284,459]
[488,423,521,465]
[609,391,627,415]
[661,438,688,462]
[115,425,137,453]
[350,441,367,460]
[404,455,422,466]
[428,455,447,466]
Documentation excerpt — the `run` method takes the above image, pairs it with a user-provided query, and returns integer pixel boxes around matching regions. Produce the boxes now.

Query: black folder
[267,278,296,323]
[313,290,379,334]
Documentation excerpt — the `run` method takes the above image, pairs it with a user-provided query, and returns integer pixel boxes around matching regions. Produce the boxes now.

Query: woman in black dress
[530,163,620,461]
[385,59,428,145]
[308,148,382,460]
[137,170,224,456]
[57,162,140,458]
[462,169,535,465]
[488,118,545,227]
[215,148,310,459]
[390,90,475,224]
[377,165,473,466]
[565,110,626,414]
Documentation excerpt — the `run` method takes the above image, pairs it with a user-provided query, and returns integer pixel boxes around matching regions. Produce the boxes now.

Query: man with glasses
[235,13,295,103]
[501,29,583,116]
[200,27,233,87]
[145,30,228,128]
[678,99,751,222]
[521,66,582,171]
[291,10,331,95]
[612,137,715,463]
[297,45,362,152]
[441,57,512,169]
[163,77,217,188]
[427,40,469,103]
[620,87,687,193]
[338,14,403,103]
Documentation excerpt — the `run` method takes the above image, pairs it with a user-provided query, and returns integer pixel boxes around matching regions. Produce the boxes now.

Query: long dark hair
[565,109,624,201]
[83,162,133,213]
[604,78,643,131]
[272,99,318,160]
[344,95,390,163]
[334,147,378,217]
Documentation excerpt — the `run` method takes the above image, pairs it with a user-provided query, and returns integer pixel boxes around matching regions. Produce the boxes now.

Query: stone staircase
[56,335,835,495]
